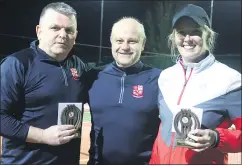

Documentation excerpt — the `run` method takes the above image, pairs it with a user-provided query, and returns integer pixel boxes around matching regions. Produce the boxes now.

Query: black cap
[172,4,211,28]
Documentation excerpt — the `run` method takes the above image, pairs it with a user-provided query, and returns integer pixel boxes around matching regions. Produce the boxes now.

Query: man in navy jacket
[88,17,161,164]
[0,2,90,164]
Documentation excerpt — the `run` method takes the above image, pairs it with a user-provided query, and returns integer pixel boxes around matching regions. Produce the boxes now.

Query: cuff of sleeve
[20,124,30,142]
[211,129,220,148]
[214,128,225,149]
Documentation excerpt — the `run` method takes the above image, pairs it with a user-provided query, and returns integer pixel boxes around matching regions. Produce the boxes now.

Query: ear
[110,36,113,44]
[74,30,78,45]
[141,38,146,51]
[76,30,78,37]
[36,25,41,40]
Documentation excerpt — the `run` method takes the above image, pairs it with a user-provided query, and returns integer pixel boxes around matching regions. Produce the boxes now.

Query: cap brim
[172,15,206,28]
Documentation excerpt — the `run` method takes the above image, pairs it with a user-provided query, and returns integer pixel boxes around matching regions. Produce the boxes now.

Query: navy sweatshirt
[88,61,161,164]
[0,41,89,164]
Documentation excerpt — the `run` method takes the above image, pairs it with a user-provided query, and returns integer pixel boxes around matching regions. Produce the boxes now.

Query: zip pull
[183,80,188,87]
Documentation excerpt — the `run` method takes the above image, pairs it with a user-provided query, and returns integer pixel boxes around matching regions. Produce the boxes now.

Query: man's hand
[185,129,217,152]
[26,125,78,146]
[41,125,78,146]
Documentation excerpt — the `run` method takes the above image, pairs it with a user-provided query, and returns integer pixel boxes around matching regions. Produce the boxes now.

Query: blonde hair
[167,25,218,61]
[110,16,146,41]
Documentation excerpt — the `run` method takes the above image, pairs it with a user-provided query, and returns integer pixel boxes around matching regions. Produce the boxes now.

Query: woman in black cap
[150,4,241,164]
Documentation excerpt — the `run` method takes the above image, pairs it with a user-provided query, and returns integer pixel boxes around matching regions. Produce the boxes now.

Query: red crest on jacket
[70,68,79,80]
[132,85,144,98]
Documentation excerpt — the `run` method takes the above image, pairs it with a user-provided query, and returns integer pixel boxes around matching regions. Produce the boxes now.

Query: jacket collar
[30,40,55,61]
[177,52,215,73]
[103,60,144,76]
[30,40,71,64]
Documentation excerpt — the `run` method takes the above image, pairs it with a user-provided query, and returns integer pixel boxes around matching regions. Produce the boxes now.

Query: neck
[116,62,135,68]
[38,45,68,62]
[183,51,209,64]
[113,60,143,75]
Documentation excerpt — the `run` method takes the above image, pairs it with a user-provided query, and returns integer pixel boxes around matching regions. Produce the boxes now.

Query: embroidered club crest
[70,68,79,80]
[132,85,144,98]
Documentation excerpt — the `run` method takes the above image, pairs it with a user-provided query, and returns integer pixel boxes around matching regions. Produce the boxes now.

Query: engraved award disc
[58,103,83,138]
[174,108,200,147]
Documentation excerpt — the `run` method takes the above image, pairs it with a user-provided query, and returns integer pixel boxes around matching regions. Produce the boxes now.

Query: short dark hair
[39,2,77,24]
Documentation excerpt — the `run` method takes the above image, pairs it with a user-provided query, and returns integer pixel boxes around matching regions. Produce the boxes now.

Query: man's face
[110,21,145,68]
[36,9,78,61]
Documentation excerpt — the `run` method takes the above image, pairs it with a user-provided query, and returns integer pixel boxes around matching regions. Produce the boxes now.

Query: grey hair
[110,16,146,41]
[39,2,77,25]
[167,25,218,62]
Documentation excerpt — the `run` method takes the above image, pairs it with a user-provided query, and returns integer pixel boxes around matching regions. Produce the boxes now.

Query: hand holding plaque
[173,108,201,148]
[58,103,83,138]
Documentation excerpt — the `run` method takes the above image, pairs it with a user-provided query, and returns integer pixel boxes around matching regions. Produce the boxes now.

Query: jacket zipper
[177,67,193,105]
[118,73,126,104]
[59,63,68,86]
[169,65,193,164]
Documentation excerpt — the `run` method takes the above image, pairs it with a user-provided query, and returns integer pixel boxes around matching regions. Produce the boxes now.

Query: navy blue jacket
[88,61,161,164]
[0,41,89,164]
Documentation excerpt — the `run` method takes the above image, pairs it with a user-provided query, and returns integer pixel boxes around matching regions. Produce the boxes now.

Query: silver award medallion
[174,108,200,147]
[58,103,83,138]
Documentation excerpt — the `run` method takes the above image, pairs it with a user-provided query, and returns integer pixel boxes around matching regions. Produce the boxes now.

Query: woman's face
[174,17,207,63]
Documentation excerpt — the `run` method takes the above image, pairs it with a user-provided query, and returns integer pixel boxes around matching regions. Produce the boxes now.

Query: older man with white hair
[87,17,161,164]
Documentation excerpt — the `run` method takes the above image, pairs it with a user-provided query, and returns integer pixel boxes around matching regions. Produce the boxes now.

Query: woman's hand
[185,129,218,152]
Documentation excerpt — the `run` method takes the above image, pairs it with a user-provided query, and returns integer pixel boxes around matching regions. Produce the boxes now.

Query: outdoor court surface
[79,104,92,164]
